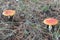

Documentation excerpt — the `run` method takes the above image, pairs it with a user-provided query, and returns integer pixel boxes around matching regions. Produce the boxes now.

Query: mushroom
[43,18,58,32]
[2,10,15,21]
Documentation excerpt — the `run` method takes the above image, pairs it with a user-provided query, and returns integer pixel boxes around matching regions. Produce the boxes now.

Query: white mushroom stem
[8,16,10,18]
[49,25,52,32]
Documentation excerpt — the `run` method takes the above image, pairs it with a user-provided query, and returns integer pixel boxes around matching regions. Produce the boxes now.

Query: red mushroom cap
[43,18,58,25]
[2,10,15,16]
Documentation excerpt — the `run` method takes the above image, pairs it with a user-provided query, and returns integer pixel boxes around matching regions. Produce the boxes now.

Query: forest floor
[0,0,60,40]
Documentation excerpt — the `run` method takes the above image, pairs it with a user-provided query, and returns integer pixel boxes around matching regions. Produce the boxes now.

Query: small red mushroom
[43,18,58,32]
[2,10,15,21]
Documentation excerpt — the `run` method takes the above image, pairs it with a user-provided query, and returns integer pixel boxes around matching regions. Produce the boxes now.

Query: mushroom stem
[8,16,10,18]
[8,16,13,21]
[49,25,52,32]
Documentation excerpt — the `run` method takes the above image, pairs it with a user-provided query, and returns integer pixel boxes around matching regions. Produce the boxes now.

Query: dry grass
[0,0,60,40]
